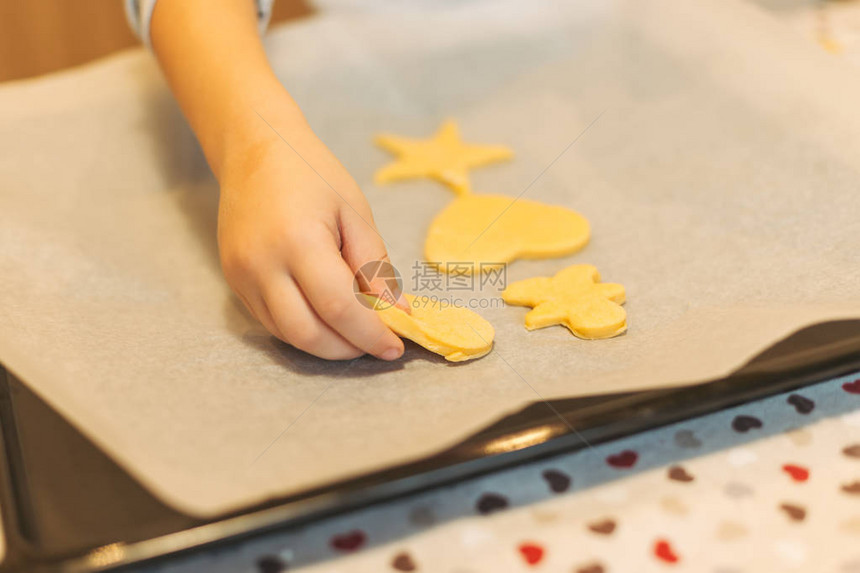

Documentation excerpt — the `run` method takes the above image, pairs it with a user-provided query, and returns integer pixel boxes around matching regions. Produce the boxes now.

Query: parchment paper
[1,0,859,518]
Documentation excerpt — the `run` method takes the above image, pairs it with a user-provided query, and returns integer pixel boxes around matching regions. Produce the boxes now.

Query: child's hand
[149,0,406,360]
[217,124,405,361]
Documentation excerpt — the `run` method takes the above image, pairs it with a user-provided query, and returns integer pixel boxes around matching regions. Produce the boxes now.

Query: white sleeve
[124,0,275,49]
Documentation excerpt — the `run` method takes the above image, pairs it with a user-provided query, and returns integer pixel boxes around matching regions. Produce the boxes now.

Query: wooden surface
[0,0,313,83]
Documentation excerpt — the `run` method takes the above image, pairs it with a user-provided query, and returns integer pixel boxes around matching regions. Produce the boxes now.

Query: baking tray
[0,319,858,572]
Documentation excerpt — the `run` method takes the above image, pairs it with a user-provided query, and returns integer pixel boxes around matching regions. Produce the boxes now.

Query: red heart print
[654,539,679,564]
[606,449,638,469]
[518,542,545,566]
[782,464,809,482]
[330,530,366,552]
[843,379,860,394]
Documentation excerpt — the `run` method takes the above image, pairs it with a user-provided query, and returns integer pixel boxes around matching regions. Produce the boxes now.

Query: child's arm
[150,0,404,361]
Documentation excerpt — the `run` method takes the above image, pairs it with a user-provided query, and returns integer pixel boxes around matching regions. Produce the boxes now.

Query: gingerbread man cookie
[502,264,626,339]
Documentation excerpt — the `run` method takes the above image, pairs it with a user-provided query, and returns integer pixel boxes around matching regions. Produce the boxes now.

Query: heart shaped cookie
[425,194,590,273]
[374,294,494,362]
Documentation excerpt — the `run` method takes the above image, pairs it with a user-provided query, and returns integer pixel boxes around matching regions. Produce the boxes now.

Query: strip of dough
[375,294,494,361]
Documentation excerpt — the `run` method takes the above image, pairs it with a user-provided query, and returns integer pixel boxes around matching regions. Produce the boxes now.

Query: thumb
[340,209,411,313]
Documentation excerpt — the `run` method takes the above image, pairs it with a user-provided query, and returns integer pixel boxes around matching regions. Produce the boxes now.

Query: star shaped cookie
[374,119,513,195]
[502,264,626,339]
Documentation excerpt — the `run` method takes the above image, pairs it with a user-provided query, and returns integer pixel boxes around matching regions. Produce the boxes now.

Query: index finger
[290,244,405,361]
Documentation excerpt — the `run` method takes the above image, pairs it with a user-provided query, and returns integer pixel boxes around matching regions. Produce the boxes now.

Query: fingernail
[381,347,401,361]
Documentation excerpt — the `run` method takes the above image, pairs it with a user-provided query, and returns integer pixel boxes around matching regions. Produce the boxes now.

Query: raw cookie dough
[374,294,494,362]
[374,119,513,195]
[502,264,626,339]
[425,194,590,273]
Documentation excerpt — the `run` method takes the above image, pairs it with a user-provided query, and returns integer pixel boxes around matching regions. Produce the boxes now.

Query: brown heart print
[668,465,695,483]
[780,503,807,522]
[587,518,617,535]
